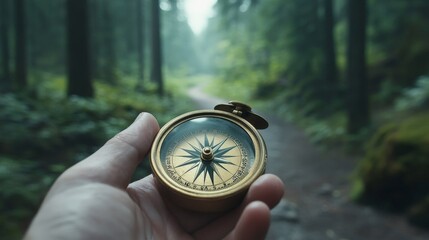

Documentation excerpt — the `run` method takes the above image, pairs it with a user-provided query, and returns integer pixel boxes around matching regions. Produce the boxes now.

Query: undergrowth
[0,74,195,239]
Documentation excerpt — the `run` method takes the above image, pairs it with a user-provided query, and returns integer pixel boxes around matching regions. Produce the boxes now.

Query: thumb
[55,112,159,190]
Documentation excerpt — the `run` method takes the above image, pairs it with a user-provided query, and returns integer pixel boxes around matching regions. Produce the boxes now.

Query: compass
[150,101,268,212]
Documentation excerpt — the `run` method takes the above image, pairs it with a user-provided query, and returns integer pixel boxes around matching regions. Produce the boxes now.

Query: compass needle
[176,158,200,168]
[186,142,202,153]
[212,163,226,181]
[176,155,196,158]
[195,137,204,149]
[193,164,205,183]
[210,135,215,147]
[212,137,228,152]
[203,167,208,184]
[214,157,237,166]
[181,148,200,158]
[204,133,210,147]
[214,146,236,157]
[207,165,215,186]
[180,162,200,177]
[213,161,232,173]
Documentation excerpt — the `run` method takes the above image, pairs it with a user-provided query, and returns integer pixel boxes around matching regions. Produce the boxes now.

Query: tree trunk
[323,0,338,101]
[89,0,101,80]
[66,0,93,98]
[151,0,164,96]
[102,1,118,84]
[0,0,11,92]
[15,0,27,90]
[136,0,145,88]
[346,0,369,134]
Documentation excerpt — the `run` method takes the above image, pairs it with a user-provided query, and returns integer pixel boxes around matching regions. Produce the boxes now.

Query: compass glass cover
[160,117,255,192]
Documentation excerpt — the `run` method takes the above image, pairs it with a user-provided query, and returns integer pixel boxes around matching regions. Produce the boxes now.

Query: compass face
[150,109,267,211]
[160,117,255,193]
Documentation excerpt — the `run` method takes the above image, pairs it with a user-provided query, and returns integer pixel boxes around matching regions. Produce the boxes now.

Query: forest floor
[187,85,429,240]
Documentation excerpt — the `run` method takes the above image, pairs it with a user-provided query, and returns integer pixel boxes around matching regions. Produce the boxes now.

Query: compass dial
[150,108,267,212]
[160,117,255,192]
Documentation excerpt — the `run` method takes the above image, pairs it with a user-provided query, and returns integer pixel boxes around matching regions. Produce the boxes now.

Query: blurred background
[1,0,429,239]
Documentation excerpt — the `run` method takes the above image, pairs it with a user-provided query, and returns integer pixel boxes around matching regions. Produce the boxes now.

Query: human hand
[24,113,284,240]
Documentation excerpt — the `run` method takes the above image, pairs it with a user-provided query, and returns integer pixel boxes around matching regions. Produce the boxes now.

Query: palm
[128,174,283,239]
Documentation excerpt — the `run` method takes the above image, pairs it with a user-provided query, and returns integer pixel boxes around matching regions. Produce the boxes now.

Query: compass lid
[214,101,269,130]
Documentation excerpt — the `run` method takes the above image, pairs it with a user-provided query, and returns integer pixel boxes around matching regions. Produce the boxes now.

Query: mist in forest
[1,0,429,239]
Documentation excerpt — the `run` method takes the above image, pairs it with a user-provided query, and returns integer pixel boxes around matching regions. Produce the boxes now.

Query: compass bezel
[150,109,267,212]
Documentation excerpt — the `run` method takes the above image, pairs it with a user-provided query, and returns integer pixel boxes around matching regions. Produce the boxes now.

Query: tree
[0,0,11,92]
[346,0,369,134]
[15,0,27,89]
[151,0,164,96]
[322,0,338,102]
[368,0,429,90]
[136,0,145,88]
[66,0,93,97]
[101,1,118,84]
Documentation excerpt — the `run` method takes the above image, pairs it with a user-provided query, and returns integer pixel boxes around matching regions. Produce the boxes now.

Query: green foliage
[353,113,429,228]
[205,0,429,123]
[303,115,346,145]
[368,0,429,88]
[0,93,123,161]
[395,76,429,111]
[0,79,195,238]
[205,0,340,118]
[372,79,403,106]
[0,93,124,238]
[0,157,59,240]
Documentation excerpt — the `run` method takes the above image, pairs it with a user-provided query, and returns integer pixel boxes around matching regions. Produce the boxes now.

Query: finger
[55,113,159,189]
[192,174,284,239]
[225,201,270,240]
[243,174,284,208]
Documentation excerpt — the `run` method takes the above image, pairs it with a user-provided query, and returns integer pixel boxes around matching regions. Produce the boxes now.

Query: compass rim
[150,109,267,203]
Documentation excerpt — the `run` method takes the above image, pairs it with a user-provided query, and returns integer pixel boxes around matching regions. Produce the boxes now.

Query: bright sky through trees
[183,0,217,34]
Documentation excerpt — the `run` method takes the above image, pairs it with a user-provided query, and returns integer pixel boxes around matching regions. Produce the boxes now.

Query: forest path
[187,84,429,240]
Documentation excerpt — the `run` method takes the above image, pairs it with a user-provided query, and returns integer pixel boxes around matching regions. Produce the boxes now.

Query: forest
[1,0,429,239]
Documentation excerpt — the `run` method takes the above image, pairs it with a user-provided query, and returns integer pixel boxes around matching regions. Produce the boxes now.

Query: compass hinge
[232,109,243,116]
[214,101,269,129]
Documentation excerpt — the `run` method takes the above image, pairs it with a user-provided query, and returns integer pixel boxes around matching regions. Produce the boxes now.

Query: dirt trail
[187,85,429,240]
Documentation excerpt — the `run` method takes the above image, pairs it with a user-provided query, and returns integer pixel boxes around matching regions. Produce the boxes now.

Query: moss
[354,113,429,226]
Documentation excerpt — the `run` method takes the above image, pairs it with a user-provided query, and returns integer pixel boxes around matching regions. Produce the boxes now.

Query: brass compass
[150,101,268,212]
